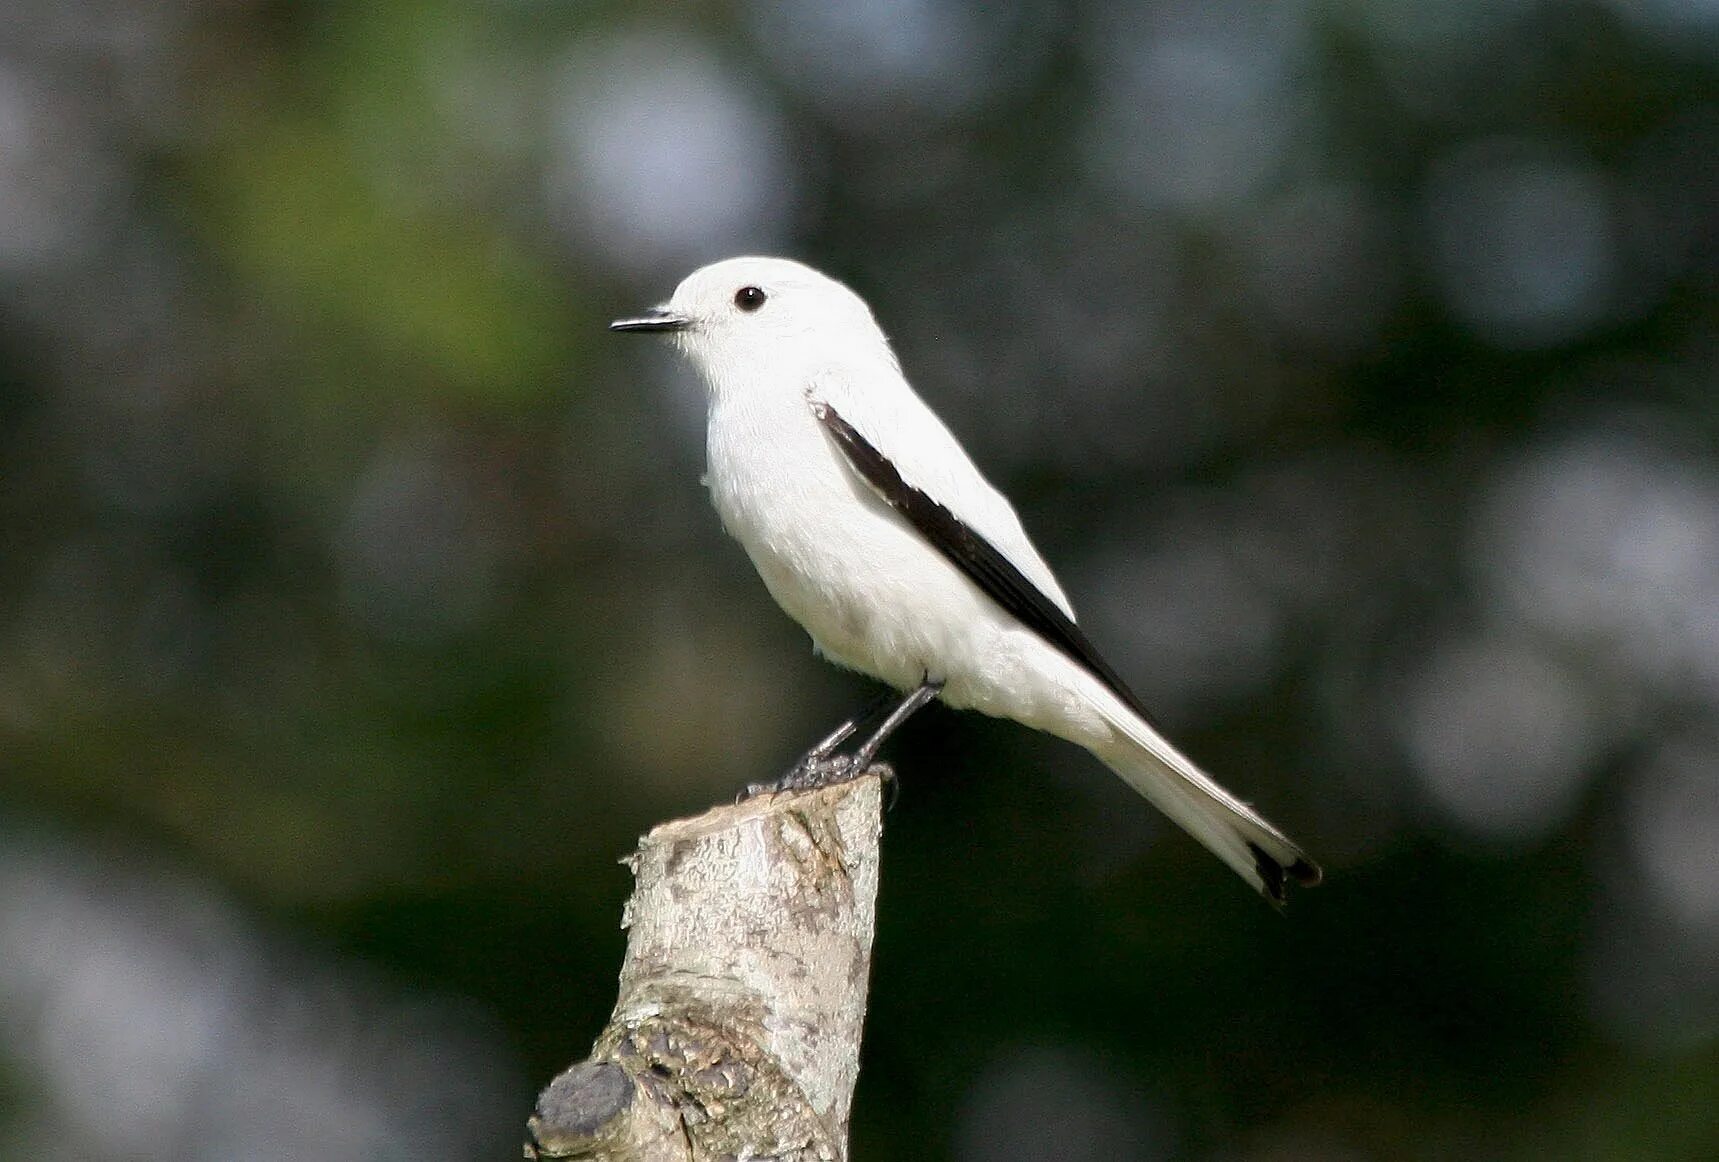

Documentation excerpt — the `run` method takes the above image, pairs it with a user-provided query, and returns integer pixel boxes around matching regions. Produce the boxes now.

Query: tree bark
[525,772,885,1162]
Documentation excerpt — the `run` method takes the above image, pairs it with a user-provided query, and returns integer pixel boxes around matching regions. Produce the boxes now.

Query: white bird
[613,256,1321,904]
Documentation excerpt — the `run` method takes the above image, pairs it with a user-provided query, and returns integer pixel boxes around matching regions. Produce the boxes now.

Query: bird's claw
[736,681,936,805]
[740,755,859,799]
[737,756,896,803]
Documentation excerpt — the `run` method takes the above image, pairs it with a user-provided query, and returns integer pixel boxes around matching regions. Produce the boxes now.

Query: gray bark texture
[525,772,885,1162]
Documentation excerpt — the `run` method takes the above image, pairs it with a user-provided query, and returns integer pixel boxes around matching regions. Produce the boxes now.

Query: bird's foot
[739,756,896,803]
[737,681,936,805]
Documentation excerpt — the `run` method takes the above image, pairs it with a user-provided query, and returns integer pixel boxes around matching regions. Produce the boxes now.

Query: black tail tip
[1250,843,1324,906]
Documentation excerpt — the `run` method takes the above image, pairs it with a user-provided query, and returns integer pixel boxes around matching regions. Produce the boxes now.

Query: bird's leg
[740,686,896,801]
[742,678,943,798]
[794,689,897,771]
[844,678,942,775]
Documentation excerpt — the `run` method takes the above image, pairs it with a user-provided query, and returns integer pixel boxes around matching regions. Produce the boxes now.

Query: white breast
[704,387,963,690]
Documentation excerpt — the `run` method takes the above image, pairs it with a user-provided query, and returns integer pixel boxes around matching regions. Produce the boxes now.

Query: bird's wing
[807,389,1163,732]
[807,368,1073,614]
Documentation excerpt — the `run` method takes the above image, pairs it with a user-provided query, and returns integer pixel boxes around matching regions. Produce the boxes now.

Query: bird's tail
[1092,698,1321,906]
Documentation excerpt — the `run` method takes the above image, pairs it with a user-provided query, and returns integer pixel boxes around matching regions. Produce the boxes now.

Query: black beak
[609,309,690,334]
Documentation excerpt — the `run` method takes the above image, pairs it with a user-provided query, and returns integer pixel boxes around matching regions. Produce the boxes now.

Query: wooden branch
[526,772,886,1162]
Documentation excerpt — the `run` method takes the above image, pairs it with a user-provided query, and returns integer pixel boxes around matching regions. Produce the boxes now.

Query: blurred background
[2,1,1717,1158]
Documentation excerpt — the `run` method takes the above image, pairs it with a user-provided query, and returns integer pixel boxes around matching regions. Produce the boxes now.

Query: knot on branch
[526,1008,839,1161]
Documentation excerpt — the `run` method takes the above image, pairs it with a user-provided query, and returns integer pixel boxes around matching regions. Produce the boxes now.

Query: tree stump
[526,772,885,1162]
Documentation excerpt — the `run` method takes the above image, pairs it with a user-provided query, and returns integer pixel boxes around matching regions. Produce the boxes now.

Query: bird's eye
[734,285,767,312]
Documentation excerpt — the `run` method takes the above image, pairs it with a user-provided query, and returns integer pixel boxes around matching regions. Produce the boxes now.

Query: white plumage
[613,256,1319,903]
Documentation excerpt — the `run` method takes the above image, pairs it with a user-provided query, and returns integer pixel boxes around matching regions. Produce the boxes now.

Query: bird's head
[611,257,888,391]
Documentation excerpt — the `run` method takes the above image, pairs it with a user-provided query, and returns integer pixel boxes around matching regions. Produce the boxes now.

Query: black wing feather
[812,400,1164,732]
